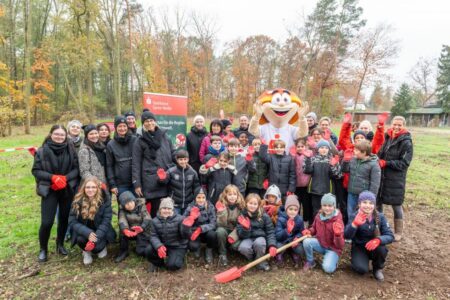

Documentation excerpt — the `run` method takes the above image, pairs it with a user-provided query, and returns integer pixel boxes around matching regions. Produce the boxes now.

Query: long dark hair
[42,125,68,146]
[209,119,224,135]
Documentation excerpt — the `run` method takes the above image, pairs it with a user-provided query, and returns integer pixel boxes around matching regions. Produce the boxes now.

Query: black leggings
[333,178,348,225]
[351,243,388,274]
[39,190,72,250]
[311,194,323,220]
[189,230,217,250]
[295,187,312,224]
[378,203,404,219]
[147,198,161,218]
[146,245,187,271]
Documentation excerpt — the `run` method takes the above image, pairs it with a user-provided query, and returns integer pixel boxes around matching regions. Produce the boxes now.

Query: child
[259,139,296,199]
[159,150,201,215]
[115,191,152,263]
[202,135,226,163]
[262,184,282,225]
[215,184,245,266]
[238,131,250,154]
[292,138,312,225]
[275,195,305,268]
[183,188,217,264]
[342,140,381,219]
[200,152,238,204]
[344,191,394,281]
[247,138,268,198]
[147,197,190,272]
[303,139,342,218]
[301,193,345,273]
[226,138,256,195]
[236,193,277,271]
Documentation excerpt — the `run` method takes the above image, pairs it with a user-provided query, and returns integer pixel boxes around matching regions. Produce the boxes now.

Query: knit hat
[119,191,135,207]
[67,120,82,130]
[141,111,156,123]
[114,115,128,129]
[124,111,135,118]
[316,139,330,149]
[264,185,282,204]
[221,119,232,128]
[321,193,336,206]
[159,197,174,210]
[285,195,300,210]
[353,130,367,140]
[195,187,207,199]
[306,112,317,122]
[193,115,205,123]
[358,190,376,204]
[82,124,97,136]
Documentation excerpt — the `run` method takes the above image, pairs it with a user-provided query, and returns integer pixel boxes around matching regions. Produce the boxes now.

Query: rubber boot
[205,248,213,264]
[394,219,403,242]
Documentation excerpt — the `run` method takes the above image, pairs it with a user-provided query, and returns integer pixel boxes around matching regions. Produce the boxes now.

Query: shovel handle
[242,235,308,271]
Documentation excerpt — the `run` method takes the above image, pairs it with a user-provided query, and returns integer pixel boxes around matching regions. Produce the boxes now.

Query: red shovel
[214,235,308,283]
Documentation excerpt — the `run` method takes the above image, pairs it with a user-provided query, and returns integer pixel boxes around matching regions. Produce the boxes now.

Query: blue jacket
[275,206,305,244]
[344,212,394,246]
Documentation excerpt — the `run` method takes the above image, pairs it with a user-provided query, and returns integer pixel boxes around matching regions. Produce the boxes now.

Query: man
[124,111,137,135]
[233,115,254,143]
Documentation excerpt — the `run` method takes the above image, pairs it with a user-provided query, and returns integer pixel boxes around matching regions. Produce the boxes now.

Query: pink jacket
[294,153,311,187]
[199,133,224,163]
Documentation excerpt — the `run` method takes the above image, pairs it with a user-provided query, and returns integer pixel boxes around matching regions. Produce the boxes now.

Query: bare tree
[409,57,437,106]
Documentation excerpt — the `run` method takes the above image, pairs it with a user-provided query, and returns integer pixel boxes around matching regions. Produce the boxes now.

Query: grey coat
[342,154,381,195]
[78,142,106,183]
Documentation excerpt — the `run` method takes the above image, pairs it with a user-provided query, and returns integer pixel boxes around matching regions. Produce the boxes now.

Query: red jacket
[308,210,345,256]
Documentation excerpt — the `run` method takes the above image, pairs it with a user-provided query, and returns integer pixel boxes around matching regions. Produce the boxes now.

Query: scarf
[319,209,338,221]
[208,144,225,156]
[141,127,163,159]
[114,131,131,144]
[43,140,73,175]
[191,126,207,136]
[84,138,106,167]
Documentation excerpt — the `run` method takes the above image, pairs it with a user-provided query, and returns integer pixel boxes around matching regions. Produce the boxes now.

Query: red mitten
[247,146,255,156]
[332,222,344,236]
[289,146,297,156]
[101,182,107,191]
[227,236,235,244]
[343,113,352,124]
[307,136,316,149]
[352,211,367,227]
[157,246,167,259]
[84,241,95,252]
[190,227,202,241]
[343,149,354,161]
[323,129,331,141]
[379,159,387,168]
[189,206,201,220]
[182,216,195,227]
[302,229,312,236]
[287,218,295,234]
[157,168,167,180]
[123,229,137,238]
[27,147,37,157]
[205,157,218,169]
[269,246,277,257]
[330,155,340,166]
[51,175,65,190]
[286,191,294,196]
[263,179,269,190]
[377,112,389,125]
[245,152,253,162]
[237,215,251,230]
[131,226,144,234]
[365,238,381,251]
[215,201,225,213]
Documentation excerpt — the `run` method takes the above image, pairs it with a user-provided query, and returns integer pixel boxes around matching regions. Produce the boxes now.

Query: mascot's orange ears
[256,88,303,125]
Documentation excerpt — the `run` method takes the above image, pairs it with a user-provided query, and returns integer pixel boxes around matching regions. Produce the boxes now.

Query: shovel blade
[214,266,244,283]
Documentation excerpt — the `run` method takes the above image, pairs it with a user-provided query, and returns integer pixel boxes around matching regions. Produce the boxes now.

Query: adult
[78,124,107,185]
[306,112,318,134]
[319,116,338,145]
[221,119,233,135]
[97,123,111,146]
[67,120,83,154]
[186,115,208,173]
[32,125,79,262]
[69,176,116,265]
[106,115,137,197]
[358,120,374,141]
[199,119,224,163]
[132,111,176,217]
[377,116,413,242]
[233,115,254,143]
[124,111,137,135]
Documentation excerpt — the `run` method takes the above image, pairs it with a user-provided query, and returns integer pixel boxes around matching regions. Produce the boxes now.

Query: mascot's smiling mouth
[273,108,290,116]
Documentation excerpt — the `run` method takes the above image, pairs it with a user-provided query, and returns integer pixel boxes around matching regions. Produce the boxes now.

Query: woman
[319,116,338,145]
[78,124,107,185]
[69,177,116,265]
[32,125,79,262]
[186,115,208,173]
[377,116,413,242]
[358,120,374,141]
[67,120,83,153]
[97,123,112,146]
[132,110,176,217]
[199,119,224,163]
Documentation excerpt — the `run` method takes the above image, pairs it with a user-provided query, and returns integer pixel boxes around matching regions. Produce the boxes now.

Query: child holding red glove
[236,193,277,271]
[246,138,268,198]
[262,184,282,225]
[344,191,394,281]
[292,138,312,225]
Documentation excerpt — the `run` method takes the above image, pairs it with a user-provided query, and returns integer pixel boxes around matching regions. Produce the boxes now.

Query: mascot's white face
[261,90,299,128]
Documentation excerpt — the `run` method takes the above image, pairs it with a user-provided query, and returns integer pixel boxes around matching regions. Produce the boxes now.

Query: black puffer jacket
[162,165,200,210]
[236,209,276,247]
[304,154,342,195]
[200,164,238,204]
[183,202,217,233]
[186,126,208,172]
[228,153,256,195]
[377,130,413,205]
[132,128,176,199]
[342,154,381,195]
[150,213,190,250]
[259,144,296,195]
[106,134,137,189]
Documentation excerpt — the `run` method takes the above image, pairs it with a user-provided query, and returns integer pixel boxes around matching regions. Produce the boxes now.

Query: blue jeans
[347,192,359,219]
[302,237,340,273]
[118,186,136,197]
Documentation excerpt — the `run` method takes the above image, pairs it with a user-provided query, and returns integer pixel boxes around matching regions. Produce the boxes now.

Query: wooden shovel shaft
[242,235,308,271]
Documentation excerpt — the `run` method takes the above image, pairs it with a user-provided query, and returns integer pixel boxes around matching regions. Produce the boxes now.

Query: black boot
[38,249,48,262]
[56,243,68,256]
[115,250,129,263]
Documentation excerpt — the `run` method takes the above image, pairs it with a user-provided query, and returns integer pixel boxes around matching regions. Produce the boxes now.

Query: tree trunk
[113,0,121,115]
[23,0,32,134]
[86,10,94,122]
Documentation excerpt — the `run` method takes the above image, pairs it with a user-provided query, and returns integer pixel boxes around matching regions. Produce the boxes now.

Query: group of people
[31,108,413,281]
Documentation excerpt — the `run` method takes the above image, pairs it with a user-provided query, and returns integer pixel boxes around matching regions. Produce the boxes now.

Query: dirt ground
[1,204,449,299]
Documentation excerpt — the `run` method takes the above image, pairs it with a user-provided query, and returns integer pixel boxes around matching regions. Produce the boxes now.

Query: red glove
[157,246,167,259]
[238,215,251,230]
[377,112,389,125]
[157,168,167,180]
[343,149,353,161]
[215,201,226,213]
[223,133,235,144]
[247,146,255,156]
[28,147,37,157]
[333,222,344,236]
[131,226,143,234]
[263,179,269,190]
[51,175,66,190]
[292,236,301,248]
[205,157,218,169]
[323,129,331,140]
[365,238,381,251]
[343,113,352,124]
[190,227,202,241]
[330,155,340,166]
[84,241,95,252]
[287,218,295,234]
[289,146,297,156]
[352,211,367,227]
[182,216,195,227]
[286,191,294,196]
[379,159,386,168]
[302,229,312,236]
[307,136,316,149]
[269,246,277,257]
[227,236,235,244]
[189,207,201,220]
[303,149,313,158]
[260,138,266,145]
[101,182,107,191]
[245,152,253,161]
[123,229,137,238]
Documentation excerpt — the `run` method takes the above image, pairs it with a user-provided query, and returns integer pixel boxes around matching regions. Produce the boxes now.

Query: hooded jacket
[308,210,345,256]
[345,211,394,246]
[275,206,305,245]
[236,209,276,247]
[150,212,190,250]
[342,154,381,195]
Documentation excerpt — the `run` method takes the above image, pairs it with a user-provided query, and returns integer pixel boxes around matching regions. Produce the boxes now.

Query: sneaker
[291,253,300,268]
[302,261,316,271]
[193,248,201,259]
[97,247,107,259]
[345,239,352,244]
[257,261,270,271]
[373,269,384,281]
[83,251,93,265]
[218,254,228,267]
[205,248,213,264]
[114,250,129,263]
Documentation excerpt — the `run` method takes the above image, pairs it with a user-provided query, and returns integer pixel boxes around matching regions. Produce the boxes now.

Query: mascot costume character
[249,88,309,153]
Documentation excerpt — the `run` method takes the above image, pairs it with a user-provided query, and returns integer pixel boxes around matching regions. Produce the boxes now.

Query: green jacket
[247,153,268,189]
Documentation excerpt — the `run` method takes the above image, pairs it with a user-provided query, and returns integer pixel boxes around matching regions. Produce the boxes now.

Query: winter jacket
[69,137,82,154]
[132,128,176,199]
[150,213,190,250]
[78,142,107,184]
[160,165,201,210]
[233,127,255,144]
[69,193,117,246]
[293,153,311,187]
[275,206,305,244]
[303,154,342,195]
[106,135,137,189]
[345,211,394,246]
[236,209,276,247]
[199,164,238,204]
[183,202,217,233]
[308,210,345,256]
[118,198,151,237]
[377,129,413,205]
[342,154,381,195]
[199,133,225,163]
[330,132,338,146]
[216,205,241,231]
[259,144,296,195]
[186,126,208,172]
[262,184,282,224]
[228,153,256,195]
[247,152,268,189]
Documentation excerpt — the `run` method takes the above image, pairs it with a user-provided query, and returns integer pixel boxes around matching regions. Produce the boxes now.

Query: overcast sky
[145,0,450,92]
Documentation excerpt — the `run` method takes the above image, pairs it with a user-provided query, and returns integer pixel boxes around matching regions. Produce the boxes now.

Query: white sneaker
[83,251,93,265]
[97,247,107,258]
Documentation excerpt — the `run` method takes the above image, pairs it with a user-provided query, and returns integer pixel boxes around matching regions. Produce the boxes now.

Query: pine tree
[436,45,450,113]
[391,83,413,117]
